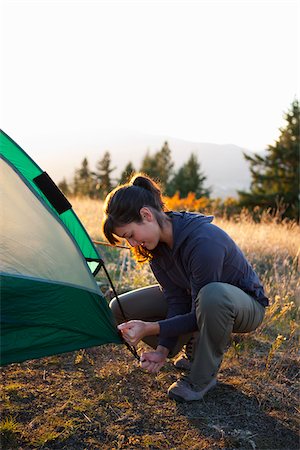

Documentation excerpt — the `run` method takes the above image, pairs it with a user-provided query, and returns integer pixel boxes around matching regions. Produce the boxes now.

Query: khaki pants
[110,282,265,389]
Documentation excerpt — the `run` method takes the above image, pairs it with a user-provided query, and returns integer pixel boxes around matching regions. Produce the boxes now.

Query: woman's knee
[194,283,235,344]
[109,297,123,324]
[195,282,230,314]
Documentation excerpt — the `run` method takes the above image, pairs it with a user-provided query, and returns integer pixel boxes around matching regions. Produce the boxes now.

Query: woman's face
[113,209,161,250]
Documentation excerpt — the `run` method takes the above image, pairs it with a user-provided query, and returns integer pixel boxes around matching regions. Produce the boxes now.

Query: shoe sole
[168,391,205,402]
[168,391,191,402]
[168,379,217,403]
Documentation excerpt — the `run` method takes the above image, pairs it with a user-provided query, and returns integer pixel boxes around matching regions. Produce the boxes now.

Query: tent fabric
[0,130,122,366]
[2,275,120,365]
[0,131,99,273]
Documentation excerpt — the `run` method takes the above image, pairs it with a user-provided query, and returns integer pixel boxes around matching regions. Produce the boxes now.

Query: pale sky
[0,0,299,174]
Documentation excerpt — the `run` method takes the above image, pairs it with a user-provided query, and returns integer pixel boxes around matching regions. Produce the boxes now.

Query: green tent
[0,130,122,366]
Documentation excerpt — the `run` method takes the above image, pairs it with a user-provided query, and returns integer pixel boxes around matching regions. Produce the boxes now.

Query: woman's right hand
[118,320,156,346]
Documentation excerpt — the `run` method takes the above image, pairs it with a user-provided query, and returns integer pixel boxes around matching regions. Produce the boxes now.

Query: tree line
[59,99,299,220]
[58,142,211,200]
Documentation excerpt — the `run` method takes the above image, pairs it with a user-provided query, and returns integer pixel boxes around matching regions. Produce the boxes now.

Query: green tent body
[0,130,122,366]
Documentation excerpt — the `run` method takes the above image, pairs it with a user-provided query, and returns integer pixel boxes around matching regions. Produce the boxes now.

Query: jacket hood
[168,211,214,254]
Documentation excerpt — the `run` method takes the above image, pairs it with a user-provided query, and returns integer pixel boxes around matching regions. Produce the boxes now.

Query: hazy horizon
[1,0,298,197]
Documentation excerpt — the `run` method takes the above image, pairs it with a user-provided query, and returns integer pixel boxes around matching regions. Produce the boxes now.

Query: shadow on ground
[176,381,299,450]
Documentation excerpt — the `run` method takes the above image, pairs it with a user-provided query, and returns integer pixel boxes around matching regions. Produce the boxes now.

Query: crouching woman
[102,174,268,402]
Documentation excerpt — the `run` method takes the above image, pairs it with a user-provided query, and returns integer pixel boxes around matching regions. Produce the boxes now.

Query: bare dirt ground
[1,334,299,450]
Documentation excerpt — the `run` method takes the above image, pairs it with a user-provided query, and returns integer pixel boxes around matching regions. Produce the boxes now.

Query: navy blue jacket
[150,212,268,351]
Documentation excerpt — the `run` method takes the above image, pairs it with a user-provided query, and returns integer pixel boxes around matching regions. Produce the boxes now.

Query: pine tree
[239,99,299,219]
[140,141,174,190]
[155,141,174,188]
[140,150,153,177]
[73,157,96,197]
[167,153,210,198]
[94,151,115,199]
[58,178,71,197]
[119,162,135,184]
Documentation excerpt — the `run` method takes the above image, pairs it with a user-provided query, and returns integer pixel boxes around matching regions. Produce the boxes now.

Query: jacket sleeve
[150,262,197,351]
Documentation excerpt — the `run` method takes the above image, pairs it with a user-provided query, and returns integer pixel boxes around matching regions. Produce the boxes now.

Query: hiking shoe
[168,377,217,402]
[173,354,192,371]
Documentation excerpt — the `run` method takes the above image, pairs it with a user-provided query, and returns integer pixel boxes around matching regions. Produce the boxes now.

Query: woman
[102,174,268,402]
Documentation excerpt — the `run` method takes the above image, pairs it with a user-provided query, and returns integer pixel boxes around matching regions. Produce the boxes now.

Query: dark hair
[102,173,166,262]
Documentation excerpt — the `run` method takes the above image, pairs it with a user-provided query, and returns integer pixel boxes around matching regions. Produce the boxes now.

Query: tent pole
[99,261,140,362]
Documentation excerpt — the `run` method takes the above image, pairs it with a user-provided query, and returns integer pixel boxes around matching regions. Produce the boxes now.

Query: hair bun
[129,172,164,209]
[131,174,150,189]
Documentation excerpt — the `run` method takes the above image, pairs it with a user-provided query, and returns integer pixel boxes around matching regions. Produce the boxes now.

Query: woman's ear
[140,207,153,222]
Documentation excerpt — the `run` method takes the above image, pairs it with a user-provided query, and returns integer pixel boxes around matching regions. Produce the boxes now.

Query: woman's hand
[118,320,159,346]
[140,347,168,373]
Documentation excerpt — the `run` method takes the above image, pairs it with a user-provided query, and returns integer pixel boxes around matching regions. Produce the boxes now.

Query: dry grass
[1,197,299,449]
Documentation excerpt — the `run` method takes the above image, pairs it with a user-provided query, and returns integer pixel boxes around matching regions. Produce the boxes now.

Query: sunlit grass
[0,416,21,447]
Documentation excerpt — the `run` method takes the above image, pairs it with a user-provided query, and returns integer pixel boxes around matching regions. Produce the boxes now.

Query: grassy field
[1,198,299,449]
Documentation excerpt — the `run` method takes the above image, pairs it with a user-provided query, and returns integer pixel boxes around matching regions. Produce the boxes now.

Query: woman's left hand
[139,350,167,373]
